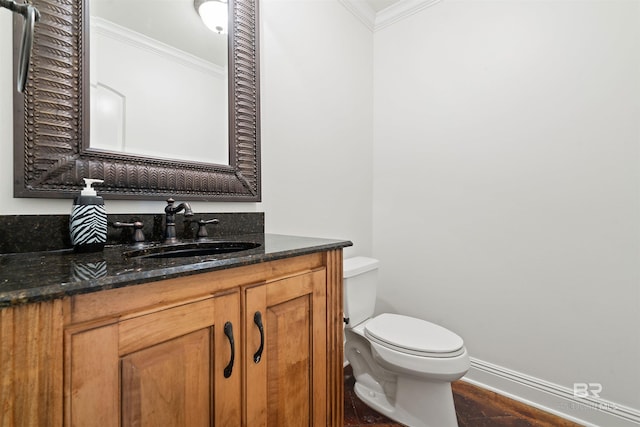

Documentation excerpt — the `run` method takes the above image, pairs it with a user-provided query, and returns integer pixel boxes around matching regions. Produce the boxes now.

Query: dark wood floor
[344,366,584,427]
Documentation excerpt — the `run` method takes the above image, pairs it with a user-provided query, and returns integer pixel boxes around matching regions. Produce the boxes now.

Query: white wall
[372,0,639,425]
[0,0,373,256]
[260,0,374,256]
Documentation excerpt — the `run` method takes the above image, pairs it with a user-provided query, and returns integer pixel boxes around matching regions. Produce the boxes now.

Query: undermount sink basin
[125,241,261,259]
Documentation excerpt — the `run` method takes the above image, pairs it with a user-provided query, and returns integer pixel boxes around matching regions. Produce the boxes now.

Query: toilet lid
[364,313,464,357]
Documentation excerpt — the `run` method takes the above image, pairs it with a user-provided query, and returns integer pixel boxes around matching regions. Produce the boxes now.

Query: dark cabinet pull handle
[223,321,234,378]
[253,311,264,363]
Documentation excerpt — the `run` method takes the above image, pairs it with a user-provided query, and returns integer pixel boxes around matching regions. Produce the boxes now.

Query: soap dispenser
[69,178,107,252]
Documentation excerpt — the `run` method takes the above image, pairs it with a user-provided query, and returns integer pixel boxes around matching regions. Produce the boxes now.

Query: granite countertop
[0,234,352,308]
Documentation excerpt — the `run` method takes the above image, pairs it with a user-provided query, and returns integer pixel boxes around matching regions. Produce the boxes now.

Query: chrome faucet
[164,198,194,243]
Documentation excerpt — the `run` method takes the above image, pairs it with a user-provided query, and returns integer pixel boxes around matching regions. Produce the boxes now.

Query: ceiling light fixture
[194,0,228,34]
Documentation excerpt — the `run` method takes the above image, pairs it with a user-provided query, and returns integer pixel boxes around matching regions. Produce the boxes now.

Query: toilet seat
[364,313,465,358]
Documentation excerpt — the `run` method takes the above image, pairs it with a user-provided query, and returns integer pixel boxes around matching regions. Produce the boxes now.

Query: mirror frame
[13,0,260,201]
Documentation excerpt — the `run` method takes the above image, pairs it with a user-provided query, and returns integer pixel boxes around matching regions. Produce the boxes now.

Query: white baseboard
[464,358,640,427]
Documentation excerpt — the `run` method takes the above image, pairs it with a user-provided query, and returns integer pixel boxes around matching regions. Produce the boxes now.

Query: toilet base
[344,324,466,427]
[353,375,459,427]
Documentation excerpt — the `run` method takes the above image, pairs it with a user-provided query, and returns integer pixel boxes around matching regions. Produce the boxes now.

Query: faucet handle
[165,198,193,216]
[196,218,220,239]
[112,221,145,243]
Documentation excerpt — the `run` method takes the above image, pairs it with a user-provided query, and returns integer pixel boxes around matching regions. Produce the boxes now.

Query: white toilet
[343,257,470,427]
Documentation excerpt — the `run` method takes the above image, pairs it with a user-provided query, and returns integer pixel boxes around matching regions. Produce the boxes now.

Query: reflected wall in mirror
[13,0,260,201]
[90,0,228,164]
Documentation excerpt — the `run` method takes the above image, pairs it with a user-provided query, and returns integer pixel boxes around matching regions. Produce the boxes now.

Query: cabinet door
[121,328,210,427]
[244,269,327,426]
[66,291,241,427]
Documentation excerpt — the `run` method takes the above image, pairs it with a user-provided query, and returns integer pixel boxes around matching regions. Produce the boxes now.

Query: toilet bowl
[343,257,470,427]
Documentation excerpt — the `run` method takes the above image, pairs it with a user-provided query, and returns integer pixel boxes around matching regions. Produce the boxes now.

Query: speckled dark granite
[0,233,352,308]
[0,212,264,254]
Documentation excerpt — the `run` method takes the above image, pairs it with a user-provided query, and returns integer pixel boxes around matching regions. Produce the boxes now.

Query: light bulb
[198,0,228,34]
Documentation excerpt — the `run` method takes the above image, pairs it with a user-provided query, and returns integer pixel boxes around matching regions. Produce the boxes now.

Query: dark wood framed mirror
[13,0,260,201]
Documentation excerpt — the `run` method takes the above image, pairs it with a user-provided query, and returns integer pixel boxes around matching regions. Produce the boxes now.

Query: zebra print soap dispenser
[69,178,107,253]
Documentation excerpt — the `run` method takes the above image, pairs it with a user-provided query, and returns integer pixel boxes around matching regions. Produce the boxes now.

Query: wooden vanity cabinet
[58,251,344,427]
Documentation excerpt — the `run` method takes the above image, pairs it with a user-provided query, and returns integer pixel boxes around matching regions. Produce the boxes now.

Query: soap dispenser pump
[69,178,107,252]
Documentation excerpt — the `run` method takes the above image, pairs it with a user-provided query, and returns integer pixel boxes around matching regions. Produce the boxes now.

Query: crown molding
[91,17,226,78]
[337,0,376,31]
[374,0,441,31]
[339,0,441,32]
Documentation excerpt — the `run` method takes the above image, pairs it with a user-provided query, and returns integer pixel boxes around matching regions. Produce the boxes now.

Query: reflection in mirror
[89,0,229,165]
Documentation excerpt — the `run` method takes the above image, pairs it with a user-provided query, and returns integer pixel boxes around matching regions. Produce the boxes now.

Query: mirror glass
[89,0,229,165]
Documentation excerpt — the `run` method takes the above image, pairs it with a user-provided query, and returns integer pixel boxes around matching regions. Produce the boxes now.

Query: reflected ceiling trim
[337,0,376,31]
[340,0,442,32]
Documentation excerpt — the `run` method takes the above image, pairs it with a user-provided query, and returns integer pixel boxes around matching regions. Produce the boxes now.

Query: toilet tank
[343,257,380,328]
